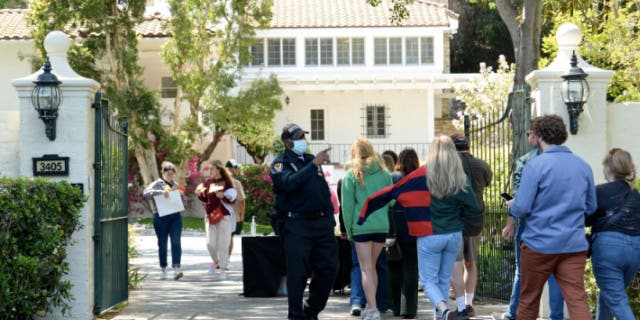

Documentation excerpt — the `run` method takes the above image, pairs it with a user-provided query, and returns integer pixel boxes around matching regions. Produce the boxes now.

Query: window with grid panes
[421,37,434,64]
[267,39,281,66]
[310,109,325,140]
[250,39,264,66]
[305,38,318,66]
[366,105,386,138]
[282,38,296,66]
[374,38,387,65]
[337,38,350,65]
[161,77,177,98]
[352,38,365,65]
[405,37,419,65]
[389,37,402,65]
[319,38,333,65]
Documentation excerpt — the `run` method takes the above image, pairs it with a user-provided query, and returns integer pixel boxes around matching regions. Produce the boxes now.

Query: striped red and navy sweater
[358,166,480,237]
[358,166,433,237]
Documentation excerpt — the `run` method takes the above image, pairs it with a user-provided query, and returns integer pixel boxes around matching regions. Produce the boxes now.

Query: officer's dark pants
[282,217,338,320]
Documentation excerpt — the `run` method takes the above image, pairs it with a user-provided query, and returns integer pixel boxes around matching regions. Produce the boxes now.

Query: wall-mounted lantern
[285,96,290,105]
[31,57,62,141]
[560,51,590,135]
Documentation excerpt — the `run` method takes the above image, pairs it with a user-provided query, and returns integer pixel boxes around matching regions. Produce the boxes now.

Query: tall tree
[449,0,514,72]
[162,0,282,165]
[28,0,166,186]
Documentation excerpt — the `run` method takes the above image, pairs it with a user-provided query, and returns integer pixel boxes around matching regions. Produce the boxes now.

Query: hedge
[0,178,84,319]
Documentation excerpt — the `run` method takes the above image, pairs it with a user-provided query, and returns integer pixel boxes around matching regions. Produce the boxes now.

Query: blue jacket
[509,145,597,254]
[270,149,334,218]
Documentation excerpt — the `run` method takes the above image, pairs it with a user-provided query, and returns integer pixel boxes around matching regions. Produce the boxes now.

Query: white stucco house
[1,0,474,172]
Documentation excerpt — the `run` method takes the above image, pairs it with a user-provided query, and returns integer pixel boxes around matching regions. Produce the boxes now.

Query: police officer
[270,123,338,320]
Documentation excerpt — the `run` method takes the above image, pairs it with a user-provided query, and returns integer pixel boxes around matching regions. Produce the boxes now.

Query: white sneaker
[160,269,168,280]
[363,310,380,320]
[219,270,226,280]
[350,304,362,316]
[173,268,183,280]
[208,262,216,275]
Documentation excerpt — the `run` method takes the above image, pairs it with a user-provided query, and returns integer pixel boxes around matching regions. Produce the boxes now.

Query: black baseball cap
[225,159,240,168]
[451,133,470,151]
[281,123,308,140]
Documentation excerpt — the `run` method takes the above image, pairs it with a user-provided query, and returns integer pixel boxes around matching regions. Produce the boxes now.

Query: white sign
[154,190,185,217]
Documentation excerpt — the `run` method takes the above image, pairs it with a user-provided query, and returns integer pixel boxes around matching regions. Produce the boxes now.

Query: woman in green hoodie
[342,137,393,320]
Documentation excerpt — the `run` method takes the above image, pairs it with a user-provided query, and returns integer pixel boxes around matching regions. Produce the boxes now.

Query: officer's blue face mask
[291,139,307,155]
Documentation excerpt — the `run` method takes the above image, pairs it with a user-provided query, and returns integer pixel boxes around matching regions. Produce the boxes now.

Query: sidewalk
[109,226,508,320]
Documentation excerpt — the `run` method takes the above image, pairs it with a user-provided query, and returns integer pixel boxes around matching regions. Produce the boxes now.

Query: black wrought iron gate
[93,92,129,315]
[463,85,530,301]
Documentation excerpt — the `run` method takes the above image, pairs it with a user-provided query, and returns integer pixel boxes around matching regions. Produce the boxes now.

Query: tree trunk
[495,0,520,69]
[199,130,226,165]
[495,0,542,181]
[134,143,159,187]
[515,0,542,86]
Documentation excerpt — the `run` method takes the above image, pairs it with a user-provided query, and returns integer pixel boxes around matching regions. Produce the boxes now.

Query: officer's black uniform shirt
[270,149,334,217]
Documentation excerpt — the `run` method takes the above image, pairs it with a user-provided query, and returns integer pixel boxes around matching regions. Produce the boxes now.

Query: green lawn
[135,216,274,235]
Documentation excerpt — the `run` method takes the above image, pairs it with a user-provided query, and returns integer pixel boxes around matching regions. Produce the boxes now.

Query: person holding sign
[197,160,237,280]
[143,161,186,280]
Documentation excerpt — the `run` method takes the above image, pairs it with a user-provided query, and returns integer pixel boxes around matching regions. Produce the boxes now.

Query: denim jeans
[505,218,525,318]
[349,241,389,311]
[507,219,565,319]
[548,274,565,320]
[592,231,640,320]
[153,212,182,268]
[417,232,462,318]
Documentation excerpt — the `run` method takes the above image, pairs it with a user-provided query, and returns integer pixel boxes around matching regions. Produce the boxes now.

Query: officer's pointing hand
[313,147,332,167]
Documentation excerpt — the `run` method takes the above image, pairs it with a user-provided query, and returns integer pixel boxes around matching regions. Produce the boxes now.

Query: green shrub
[0,178,85,318]
[237,164,274,224]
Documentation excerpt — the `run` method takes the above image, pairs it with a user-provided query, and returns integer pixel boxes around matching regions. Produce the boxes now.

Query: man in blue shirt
[507,115,596,319]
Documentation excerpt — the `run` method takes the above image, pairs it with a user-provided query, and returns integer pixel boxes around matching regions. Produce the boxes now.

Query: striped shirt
[358,166,434,237]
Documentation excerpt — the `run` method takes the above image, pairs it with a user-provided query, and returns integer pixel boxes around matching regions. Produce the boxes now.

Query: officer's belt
[286,211,324,219]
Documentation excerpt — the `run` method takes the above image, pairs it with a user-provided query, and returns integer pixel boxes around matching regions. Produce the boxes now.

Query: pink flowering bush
[237,164,274,224]
[184,155,208,194]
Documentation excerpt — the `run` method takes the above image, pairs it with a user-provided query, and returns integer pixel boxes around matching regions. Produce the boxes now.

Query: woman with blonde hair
[196,160,237,280]
[341,137,393,320]
[359,136,480,320]
[587,148,640,320]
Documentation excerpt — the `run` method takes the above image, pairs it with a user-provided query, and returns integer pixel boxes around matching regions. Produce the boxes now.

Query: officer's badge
[272,162,283,174]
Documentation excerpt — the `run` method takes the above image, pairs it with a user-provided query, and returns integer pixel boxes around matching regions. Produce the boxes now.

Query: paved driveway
[108,227,506,319]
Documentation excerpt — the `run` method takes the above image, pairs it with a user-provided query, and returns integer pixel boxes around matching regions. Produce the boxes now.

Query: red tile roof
[1,1,457,40]
[0,9,171,40]
[271,0,457,28]
[0,9,30,40]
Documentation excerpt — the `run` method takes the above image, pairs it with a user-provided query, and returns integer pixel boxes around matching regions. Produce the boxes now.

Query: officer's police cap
[281,123,308,140]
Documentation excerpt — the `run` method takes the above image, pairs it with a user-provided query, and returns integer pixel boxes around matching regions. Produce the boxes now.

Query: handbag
[207,207,225,225]
[384,214,402,261]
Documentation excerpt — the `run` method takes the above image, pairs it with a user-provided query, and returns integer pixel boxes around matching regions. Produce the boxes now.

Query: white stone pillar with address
[12,31,100,320]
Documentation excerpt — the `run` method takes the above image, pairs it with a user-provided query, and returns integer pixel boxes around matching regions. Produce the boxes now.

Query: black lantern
[285,96,290,105]
[561,51,589,135]
[31,57,62,141]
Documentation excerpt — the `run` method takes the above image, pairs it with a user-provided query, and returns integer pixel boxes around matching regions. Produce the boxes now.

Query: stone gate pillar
[526,23,614,184]
[12,31,100,320]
